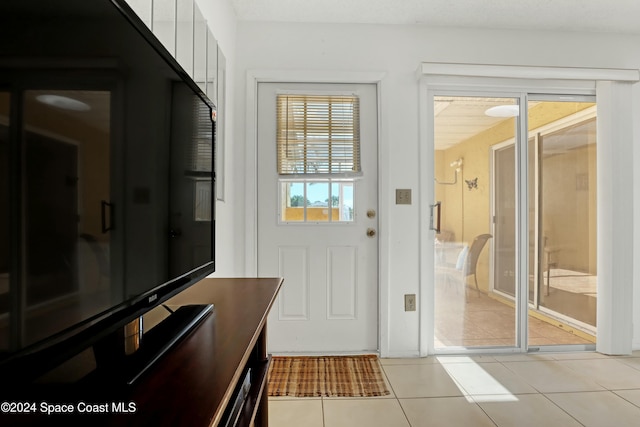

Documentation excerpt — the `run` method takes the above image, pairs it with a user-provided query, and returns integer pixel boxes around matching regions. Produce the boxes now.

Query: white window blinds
[189,97,214,221]
[276,94,361,176]
[190,99,214,173]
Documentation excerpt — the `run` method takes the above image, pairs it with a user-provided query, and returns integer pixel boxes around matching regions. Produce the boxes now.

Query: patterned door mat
[267,354,390,397]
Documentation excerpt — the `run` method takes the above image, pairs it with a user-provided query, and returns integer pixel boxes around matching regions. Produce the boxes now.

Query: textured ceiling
[231,0,640,34]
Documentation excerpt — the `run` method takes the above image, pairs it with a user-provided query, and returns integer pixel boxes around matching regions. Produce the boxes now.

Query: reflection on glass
[0,0,216,366]
[494,144,516,299]
[307,182,330,222]
[281,182,305,222]
[0,92,10,351]
[280,181,355,223]
[22,89,112,346]
[528,101,597,345]
[433,96,517,349]
[433,97,596,350]
[169,83,214,278]
[332,182,354,221]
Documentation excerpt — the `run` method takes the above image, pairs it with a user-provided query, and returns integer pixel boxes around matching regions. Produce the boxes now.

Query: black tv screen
[0,0,215,380]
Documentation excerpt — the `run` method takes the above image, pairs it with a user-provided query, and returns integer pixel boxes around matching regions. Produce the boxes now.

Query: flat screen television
[0,0,216,386]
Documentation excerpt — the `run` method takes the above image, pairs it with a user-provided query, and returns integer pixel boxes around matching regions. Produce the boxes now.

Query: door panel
[277,246,310,321]
[433,95,517,349]
[527,101,597,345]
[326,245,357,320]
[257,82,378,353]
[493,144,517,299]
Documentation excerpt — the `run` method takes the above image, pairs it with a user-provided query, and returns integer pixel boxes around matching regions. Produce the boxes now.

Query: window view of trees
[281,181,353,222]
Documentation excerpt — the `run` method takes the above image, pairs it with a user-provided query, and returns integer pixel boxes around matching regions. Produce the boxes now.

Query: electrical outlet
[404,294,416,311]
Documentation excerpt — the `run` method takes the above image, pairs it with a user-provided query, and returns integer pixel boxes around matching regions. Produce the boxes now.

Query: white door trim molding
[596,80,635,355]
[244,69,390,355]
[419,63,640,82]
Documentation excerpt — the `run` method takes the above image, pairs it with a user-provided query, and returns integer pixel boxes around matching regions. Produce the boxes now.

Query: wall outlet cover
[404,294,416,311]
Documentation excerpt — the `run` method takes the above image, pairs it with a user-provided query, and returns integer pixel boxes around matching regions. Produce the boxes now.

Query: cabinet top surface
[130,277,283,426]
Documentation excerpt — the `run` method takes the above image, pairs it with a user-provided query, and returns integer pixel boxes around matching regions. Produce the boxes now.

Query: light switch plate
[396,189,412,205]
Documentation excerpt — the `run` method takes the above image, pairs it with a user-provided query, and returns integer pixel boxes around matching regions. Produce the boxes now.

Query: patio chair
[436,233,492,297]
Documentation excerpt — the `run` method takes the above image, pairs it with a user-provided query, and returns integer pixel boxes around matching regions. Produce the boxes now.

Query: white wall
[232,21,640,355]
[195,0,244,275]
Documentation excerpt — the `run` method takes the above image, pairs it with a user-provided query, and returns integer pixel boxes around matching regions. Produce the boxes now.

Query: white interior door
[257,82,378,353]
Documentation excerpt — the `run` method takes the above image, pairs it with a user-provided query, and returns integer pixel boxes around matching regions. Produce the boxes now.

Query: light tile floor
[434,285,595,347]
[269,351,640,427]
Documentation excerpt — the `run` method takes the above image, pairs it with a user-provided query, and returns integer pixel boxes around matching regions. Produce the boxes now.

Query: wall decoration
[465,177,478,191]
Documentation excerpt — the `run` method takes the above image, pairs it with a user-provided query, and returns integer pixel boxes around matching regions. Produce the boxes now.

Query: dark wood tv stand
[148,277,283,427]
[132,277,283,427]
[1,278,282,427]
[0,278,282,427]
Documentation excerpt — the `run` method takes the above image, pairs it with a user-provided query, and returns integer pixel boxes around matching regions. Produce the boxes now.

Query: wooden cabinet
[156,277,283,427]
[1,278,282,427]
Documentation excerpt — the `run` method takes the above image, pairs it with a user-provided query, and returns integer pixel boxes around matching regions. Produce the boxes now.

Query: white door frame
[418,63,638,356]
[244,70,390,356]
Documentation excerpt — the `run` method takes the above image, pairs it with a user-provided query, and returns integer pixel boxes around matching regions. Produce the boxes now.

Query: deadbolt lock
[367,209,376,218]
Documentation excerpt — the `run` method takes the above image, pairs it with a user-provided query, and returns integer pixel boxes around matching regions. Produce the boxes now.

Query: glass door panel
[527,100,597,346]
[433,95,517,349]
[0,92,10,351]
[494,144,516,298]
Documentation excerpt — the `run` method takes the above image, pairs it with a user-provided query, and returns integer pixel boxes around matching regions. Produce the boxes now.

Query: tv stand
[135,277,283,426]
[1,278,282,427]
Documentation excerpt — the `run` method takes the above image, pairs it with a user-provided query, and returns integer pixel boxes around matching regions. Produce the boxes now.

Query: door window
[279,180,354,223]
[276,93,360,224]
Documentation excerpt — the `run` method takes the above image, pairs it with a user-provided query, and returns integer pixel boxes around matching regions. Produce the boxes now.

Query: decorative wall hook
[465,177,478,191]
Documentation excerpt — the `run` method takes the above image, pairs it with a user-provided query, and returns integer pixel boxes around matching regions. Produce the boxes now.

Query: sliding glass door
[432,93,596,352]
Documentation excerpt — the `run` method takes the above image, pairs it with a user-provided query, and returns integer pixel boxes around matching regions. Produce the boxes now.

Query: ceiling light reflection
[485,104,519,117]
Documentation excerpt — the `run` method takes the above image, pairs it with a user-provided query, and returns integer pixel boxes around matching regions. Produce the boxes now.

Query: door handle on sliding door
[101,200,115,233]
[430,201,441,233]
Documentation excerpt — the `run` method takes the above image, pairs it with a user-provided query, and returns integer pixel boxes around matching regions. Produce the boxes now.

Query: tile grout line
[395,395,413,427]
[380,362,414,426]
[612,390,640,409]
[379,362,400,399]
[538,392,587,427]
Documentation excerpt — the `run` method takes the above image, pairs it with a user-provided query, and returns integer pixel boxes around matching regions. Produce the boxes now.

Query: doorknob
[366,228,376,238]
[367,209,376,218]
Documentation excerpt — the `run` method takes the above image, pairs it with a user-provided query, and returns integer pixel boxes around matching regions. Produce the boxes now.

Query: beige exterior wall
[284,207,341,221]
